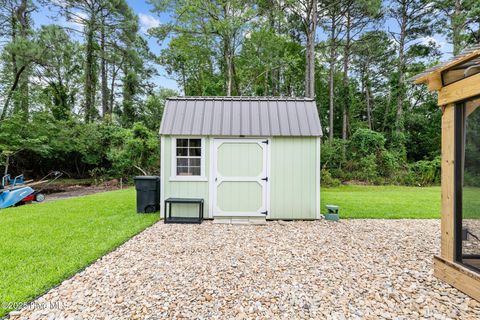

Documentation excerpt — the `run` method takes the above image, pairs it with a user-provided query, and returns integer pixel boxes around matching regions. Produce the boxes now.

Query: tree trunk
[101,23,109,117]
[395,2,407,134]
[109,64,119,113]
[15,0,30,118]
[1,10,18,120]
[328,15,336,141]
[342,12,351,141]
[225,40,233,96]
[84,22,96,123]
[365,74,373,130]
[1,65,27,121]
[452,0,462,55]
[3,155,10,176]
[305,0,317,98]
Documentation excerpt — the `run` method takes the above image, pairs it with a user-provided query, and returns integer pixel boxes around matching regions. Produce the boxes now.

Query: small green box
[325,205,339,221]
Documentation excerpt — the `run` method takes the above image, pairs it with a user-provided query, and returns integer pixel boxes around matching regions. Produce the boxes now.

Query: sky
[31,1,453,94]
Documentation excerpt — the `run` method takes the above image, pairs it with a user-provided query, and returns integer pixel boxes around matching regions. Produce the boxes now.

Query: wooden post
[440,104,455,261]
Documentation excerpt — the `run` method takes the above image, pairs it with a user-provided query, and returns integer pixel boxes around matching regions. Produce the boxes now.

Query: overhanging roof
[412,45,480,85]
[159,96,323,137]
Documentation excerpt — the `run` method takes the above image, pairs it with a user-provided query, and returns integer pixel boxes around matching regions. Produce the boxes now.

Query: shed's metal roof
[159,97,323,137]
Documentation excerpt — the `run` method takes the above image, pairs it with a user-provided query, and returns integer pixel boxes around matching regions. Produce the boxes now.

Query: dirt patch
[44,185,122,201]
[43,179,126,201]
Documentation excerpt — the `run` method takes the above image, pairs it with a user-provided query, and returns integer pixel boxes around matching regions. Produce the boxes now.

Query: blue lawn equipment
[0,171,63,209]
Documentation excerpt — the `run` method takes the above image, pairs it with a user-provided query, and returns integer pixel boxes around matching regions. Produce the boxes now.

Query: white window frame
[170,137,207,181]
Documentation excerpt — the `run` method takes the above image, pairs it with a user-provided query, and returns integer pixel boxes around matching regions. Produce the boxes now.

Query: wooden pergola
[413,45,480,301]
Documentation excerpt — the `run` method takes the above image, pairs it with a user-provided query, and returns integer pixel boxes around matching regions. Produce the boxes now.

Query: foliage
[320,168,341,187]
[0,189,158,317]
[404,157,441,186]
[321,129,440,186]
[107,122,160,177]
[0,116,160,179]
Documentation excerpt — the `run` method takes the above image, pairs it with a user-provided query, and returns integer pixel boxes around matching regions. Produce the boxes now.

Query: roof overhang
[412,45,480,106]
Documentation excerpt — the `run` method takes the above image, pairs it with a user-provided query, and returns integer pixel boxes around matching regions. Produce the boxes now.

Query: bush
[355,153,379,183]
[321,168,341,187]
[0,115,160,180]
[403,157,441,186]
[349,128,386,157]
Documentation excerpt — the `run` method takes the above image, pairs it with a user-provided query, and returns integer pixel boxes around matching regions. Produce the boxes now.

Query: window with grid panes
[175,138,202,176]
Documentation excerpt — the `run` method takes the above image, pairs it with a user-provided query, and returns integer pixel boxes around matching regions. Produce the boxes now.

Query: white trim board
[316,137,321,220]
[160,135,165,218]
[170,136,207,181]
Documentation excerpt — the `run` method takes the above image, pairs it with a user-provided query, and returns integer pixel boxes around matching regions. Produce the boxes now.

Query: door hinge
[262,140,269,144]
[261,177,268,182]
[261,211,268,215]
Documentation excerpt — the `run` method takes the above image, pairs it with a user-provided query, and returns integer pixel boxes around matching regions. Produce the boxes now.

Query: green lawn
[0,188,158,316]
[321,185,441,219]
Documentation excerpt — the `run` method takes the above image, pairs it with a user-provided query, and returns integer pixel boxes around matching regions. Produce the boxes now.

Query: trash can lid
[134,176,160,181]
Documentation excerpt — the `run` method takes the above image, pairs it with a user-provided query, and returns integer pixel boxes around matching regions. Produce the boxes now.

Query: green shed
[159,96,322,224]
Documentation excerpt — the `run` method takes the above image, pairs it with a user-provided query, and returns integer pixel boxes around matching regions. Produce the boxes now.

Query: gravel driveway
[9,220,480,319]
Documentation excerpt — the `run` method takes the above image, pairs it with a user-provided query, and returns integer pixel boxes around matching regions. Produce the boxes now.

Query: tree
[339,0,382,141]
[352,31,396,131]
[430,0,480,54]
[149,0,256,96]
[53,0,137,122]
[387,0,435,141]
[283,0,318,98]
[0,0,36,120]
[321,0,344,141]
[36,25,81,120]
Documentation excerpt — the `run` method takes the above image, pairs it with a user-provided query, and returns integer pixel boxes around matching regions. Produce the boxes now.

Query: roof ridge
[166,96,316,101]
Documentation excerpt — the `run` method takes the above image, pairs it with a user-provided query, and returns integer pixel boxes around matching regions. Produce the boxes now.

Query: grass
[0,188,158,316]
[321,185,441,219]
[463,187,480,219]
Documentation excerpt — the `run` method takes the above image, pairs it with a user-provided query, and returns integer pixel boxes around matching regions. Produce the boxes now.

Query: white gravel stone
[7,220,480,319]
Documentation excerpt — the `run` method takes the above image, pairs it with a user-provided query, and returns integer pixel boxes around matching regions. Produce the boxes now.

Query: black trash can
[134,176,160,213]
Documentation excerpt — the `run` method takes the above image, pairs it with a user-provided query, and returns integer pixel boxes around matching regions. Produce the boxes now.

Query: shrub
[321,168,341,187]
[348,128,386,157]
[355,153,379,183]
[403,156,441,186]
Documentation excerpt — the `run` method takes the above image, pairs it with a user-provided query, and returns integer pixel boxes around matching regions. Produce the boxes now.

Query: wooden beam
[442,69,466,86]
[441,104,455,261]
[466,97,480,116]
[434,256,480,301]
[438,73,480,105]
[426,73,443,91]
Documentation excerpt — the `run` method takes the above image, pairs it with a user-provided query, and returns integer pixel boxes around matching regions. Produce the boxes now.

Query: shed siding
[270,137,318,219]
[162,136,210,218]
[162,136,319,220]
